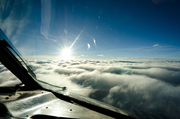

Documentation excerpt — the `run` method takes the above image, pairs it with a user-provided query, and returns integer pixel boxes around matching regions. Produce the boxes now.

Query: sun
[61,48,71,60]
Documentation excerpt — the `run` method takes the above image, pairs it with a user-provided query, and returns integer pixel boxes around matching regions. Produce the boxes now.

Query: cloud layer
[1,59,180,118]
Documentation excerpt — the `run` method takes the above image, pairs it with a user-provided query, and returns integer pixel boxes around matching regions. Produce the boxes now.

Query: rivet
[5,97,9,100]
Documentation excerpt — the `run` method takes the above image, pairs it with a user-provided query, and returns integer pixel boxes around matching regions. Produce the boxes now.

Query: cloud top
[97,55,104,57]
[1,59,180,118]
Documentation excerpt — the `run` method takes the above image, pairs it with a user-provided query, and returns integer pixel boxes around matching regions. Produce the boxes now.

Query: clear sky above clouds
[0,0,180,59]
[1,1,180,118]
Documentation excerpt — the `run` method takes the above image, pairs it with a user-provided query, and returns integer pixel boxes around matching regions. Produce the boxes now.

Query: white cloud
[97,55,104,57]
[81,55,88,57]
[1,59,180,118]
[0,65,21,86]
[153,44,159,47]
[131,67,180,85]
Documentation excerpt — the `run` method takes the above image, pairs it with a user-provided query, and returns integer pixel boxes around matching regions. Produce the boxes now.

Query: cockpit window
[0,0,180,118]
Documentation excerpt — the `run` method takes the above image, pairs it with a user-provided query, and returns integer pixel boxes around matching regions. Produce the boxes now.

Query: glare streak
[49,29,84,76]
[48,59,61,76]
[93,38,97,48]
[87,43,90,50]
[69,29,84,49]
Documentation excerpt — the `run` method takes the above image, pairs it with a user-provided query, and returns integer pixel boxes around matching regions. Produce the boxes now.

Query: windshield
[0,0,180,118]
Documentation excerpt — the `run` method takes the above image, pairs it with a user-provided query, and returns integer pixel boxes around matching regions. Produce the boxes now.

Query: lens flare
[61,48,71,60]
[49,29,84,76]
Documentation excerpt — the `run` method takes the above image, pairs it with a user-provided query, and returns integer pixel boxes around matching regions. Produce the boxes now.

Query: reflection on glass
[0,0,180,118]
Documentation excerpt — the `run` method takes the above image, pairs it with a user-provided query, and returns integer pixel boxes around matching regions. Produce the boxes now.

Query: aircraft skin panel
[0,90,114,119]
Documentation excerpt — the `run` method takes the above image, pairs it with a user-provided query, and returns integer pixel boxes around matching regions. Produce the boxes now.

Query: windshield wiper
[0,39,42,90]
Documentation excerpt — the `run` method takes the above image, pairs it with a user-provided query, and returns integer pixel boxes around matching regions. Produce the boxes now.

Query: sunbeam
[49,29,85,76]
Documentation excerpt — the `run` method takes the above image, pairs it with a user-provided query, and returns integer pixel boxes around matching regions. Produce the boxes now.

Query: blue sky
[1,1,180,118]
[0,0,180,59]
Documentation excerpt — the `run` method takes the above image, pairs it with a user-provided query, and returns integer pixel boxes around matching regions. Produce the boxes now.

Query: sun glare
[61,48,71,60]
